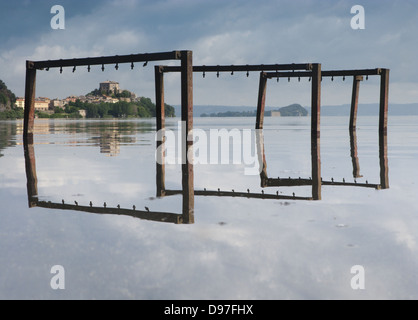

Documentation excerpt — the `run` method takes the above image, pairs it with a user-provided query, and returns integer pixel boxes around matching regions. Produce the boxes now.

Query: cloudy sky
[0,0,417,107]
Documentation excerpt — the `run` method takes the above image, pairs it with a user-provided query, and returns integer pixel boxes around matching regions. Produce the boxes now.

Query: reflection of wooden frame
[257,128,389,200]
[23,141,193,224]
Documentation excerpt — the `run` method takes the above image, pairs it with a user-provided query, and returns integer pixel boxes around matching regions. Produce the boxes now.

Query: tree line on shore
[0,79,176,120]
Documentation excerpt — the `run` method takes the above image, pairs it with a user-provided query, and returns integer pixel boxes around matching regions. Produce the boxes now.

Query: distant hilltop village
[15,81,138,114]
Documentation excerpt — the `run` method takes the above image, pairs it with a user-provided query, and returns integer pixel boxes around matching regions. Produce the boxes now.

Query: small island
[200,103,308,118]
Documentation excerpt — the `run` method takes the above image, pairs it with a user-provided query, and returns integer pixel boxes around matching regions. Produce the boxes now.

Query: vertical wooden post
[23,140,38,208]
[256,72,267,130]
[379,69,390,134]
[349,129,362,178]
[23,61,36,139]
[311,64,321,136]
[255,129,268,187]
[349,75,363,130]
[155,66,166,197]
[311,135,321,200]
[311,64,321,200]
[379,132,389,189]
[180,50,194,223]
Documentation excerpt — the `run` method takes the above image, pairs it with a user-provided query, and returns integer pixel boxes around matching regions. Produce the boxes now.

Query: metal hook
[203,71,205,78]
[115,63,119,70]
[309,77,311,82]
[60,66,63,74]
[46,67,49,71]
[143,61,148,67]
[87,65,91,72]
[131,62,134,70]
[231,70,234,76]
[366,75,369,80]
[217,71,220,78]
[343,76,345,81]
[298,77,301,82]
[331,76,334,81]
[101,64,105,72]
[288,77,290,82]
[72,66,76,73]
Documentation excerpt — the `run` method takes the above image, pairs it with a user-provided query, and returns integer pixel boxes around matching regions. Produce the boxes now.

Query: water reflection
[0,121,18,158]
[23,122,389,225]
[258,129,389,199]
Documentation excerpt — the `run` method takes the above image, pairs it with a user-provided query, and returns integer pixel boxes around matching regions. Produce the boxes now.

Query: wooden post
[311,64,321,136]
[379,69,390,134]
[349,76,363,130]
[255,129,268,187]
[155,66,166,197]
[311,64,321,200]
[23,140,38,208]
[349,129,362,178]
[23,61,36,139]
[180,50,194,223]
[379,132,389,189]
[255,72,268,130]
[311,135,321,200]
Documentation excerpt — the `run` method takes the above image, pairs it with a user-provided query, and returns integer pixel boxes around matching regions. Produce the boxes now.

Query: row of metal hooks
[62,199,149,212]
[203,71,370,82]
[45,61,150,74]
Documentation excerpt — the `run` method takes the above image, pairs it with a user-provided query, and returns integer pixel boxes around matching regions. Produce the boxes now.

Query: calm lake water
[0,115,418,299]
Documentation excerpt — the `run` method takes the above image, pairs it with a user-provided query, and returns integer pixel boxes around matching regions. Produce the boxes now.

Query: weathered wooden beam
[164,189,313,201]
[311,63,321,136]
[349,129,362,178]
[23,62,36,138]
[256,129,268,188]
[23,140,38,208]
[180,50,194,223]
[311,135,322,200]
[349,76,364,130]
[32,51,182,70]
[255,73,268,130]
[155,66,166,198]
[264,178,380,189]
[161,63,313,73]
[379,132,389,189]
[35,201,184,224]
[265,68,382,79]
[379,69,390,134]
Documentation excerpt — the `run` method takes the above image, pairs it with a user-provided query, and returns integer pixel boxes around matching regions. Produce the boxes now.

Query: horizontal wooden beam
[264,178,381,189]
[265,68,383,79]
[35,201,184,224]
[29,51,183,70]
[164,189,313,201]
[160,63,313,73]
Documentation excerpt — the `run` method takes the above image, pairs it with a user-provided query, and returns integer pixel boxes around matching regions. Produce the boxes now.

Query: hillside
[0,80,16,111]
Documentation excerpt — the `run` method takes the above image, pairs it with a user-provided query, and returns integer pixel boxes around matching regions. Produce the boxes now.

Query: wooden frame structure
[258,68,389,133]
[23,51,390,221]
[24,50,195,219]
